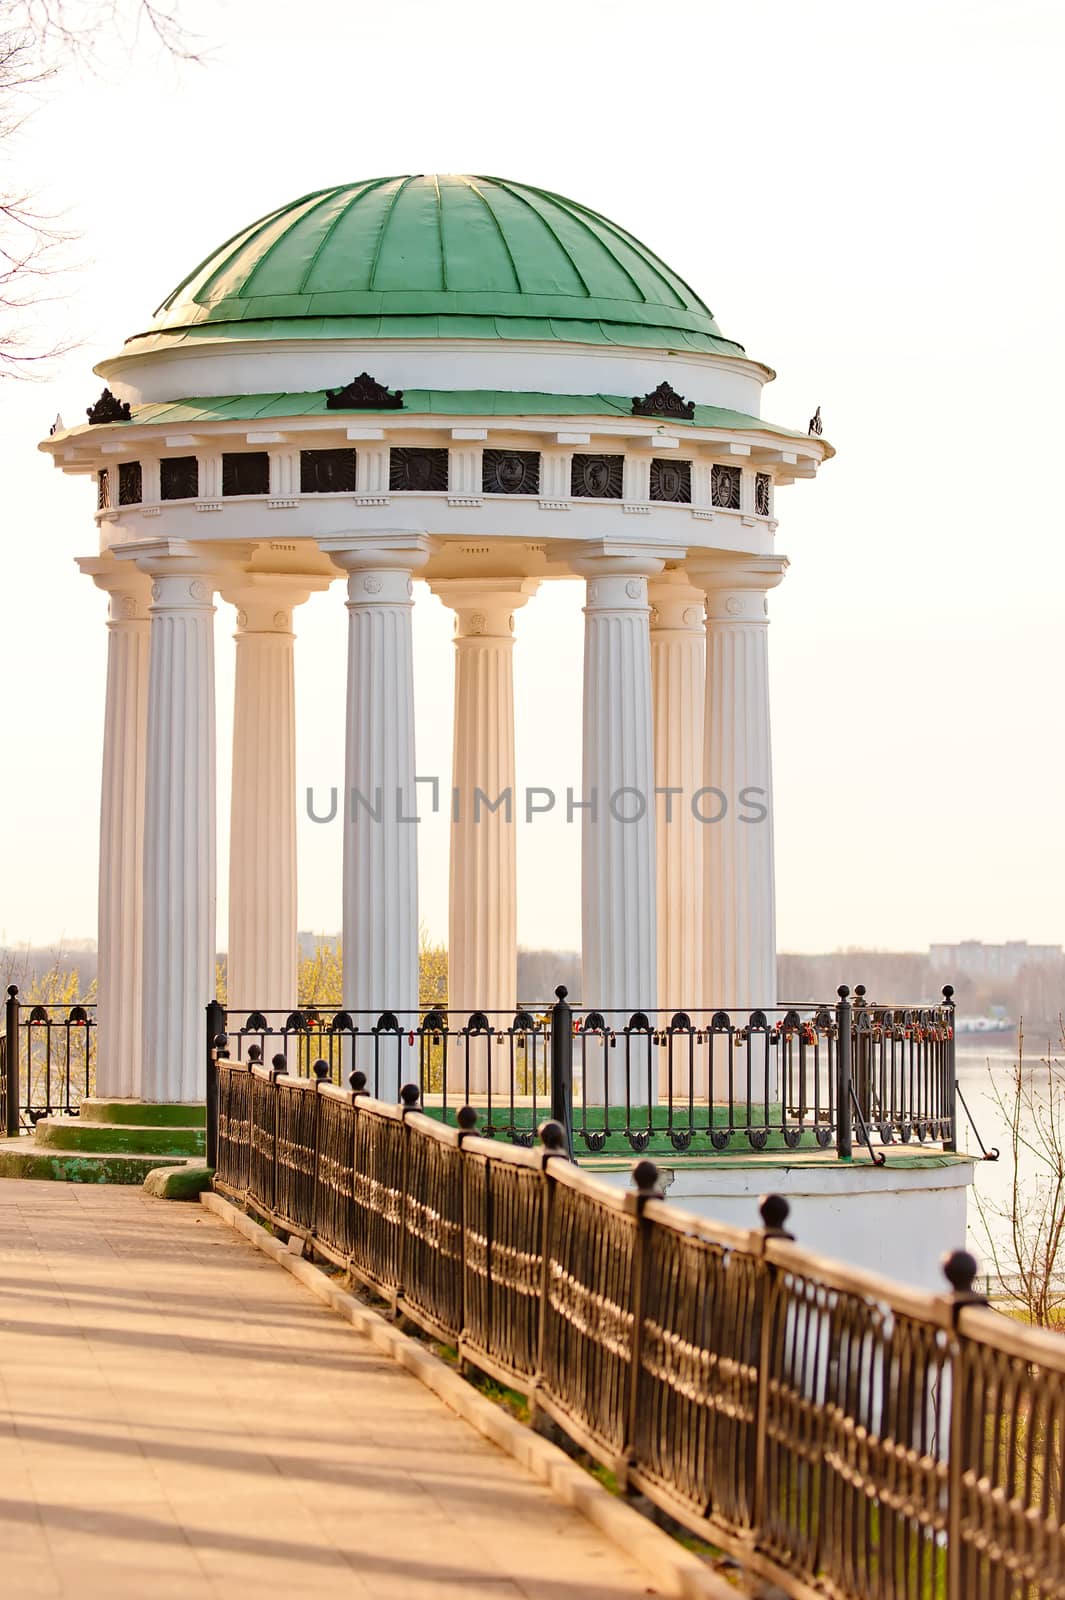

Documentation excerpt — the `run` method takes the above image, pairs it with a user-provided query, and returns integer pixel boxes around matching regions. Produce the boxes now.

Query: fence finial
[6,985,17,999]
[632,1159,661,1197]
[349,1069,367,1094]
[539,1119,567,1152]
[399,1082,421,1110]
[943,1249,978,1296]
[457,1105,478,1133]
[312,1059,330,1082]
[270,1053,286,1073]
[555,984,568,1001]
[247,1045,262,1064]
[760,1193,793,1237]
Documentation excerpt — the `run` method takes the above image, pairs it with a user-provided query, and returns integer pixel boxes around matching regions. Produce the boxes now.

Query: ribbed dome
[142,174,745,357]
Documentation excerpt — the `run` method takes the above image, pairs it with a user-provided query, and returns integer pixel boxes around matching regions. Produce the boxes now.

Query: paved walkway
[0,1182,656,1599]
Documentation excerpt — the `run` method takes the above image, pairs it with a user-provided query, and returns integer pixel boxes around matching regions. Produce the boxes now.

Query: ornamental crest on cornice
[325,373,404,411]
[86,388,132,424]
[631,381,695,421]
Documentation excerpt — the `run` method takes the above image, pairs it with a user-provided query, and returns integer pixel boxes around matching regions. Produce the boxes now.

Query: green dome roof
[141,174,746,358]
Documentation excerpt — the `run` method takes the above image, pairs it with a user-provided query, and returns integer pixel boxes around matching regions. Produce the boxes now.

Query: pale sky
[0,0,1062,955]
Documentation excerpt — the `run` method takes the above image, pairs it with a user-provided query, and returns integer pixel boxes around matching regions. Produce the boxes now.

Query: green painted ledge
[34,1119,205,1158]
[79,1099,206,1127]
[0,1142,185,1184]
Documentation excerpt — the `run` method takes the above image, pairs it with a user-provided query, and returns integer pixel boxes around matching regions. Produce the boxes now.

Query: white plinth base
[597,1154,975,1293]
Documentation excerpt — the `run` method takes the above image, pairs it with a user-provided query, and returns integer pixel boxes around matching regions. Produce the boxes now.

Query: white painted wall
[100,337,770,417]
[597,1158,974,1294]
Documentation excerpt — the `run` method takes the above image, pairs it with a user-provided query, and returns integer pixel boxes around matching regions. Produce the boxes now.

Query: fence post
[943,1248,986,1600]
[836,985,852,1161]
[550,985,574,1156]
[5,986,19,1138]
[205,998,225,1170]
[620,1158,662,1490]
[942,983,957,1152]
[751,1194,794,1537]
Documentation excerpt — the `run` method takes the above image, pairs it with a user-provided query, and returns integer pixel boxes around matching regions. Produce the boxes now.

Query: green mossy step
[34,1118,206,1158]
[0,1140,188,1185]
[79,1099,206,1127]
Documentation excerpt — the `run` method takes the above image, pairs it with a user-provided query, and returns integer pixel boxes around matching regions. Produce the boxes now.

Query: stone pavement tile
[0,1187,664,1599]
[0,1555,63,1597]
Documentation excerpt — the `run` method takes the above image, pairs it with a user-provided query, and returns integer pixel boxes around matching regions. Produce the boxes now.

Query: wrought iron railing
[2,986,97,1135]
[208,1053,1065,1599]
[210,982,959,1158]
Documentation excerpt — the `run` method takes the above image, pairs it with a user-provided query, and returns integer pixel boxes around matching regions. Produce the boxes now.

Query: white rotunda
[41,172,833,1105]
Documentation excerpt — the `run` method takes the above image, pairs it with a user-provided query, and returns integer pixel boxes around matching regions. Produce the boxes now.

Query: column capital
[429,577,539,639]
[221,572,332,635]
[320,534,434,609]
[77,555,152,624]
[318,533,435,576]
[111,538,255,611]
[648,572,706,634]
[559,537,683,583]
[687,553,788,593]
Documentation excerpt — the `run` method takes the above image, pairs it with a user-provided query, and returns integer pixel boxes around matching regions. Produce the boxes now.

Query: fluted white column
[222,577,328,1016]
[571,555,663,1058]
[649,575,706,1016]
[136,557,220,1102]
[78,559,150,1099]
[430,579,538,1092]
[321,537,431,1097]
[688,555,787,1015]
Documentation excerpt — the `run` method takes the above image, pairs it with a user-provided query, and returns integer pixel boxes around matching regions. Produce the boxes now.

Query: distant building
[929,940,1062,979]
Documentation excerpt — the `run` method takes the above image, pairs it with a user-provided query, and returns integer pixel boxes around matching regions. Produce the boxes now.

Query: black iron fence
[209,1052,1064,1600]
[211,983,959,1159]
[2,985,97,1136]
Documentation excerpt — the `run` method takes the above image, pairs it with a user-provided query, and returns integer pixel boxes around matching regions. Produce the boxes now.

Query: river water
[954,1032,1063,1278]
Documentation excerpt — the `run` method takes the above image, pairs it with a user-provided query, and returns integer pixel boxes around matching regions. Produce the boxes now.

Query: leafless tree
[974,1021,1065,1327]
[0,0,196,371]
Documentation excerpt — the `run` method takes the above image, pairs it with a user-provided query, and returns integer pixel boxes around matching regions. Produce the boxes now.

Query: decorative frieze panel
[571,454,623,499]
[482,449,540,495]
[389,447,449,492]
[97,469,110,511]
[300,449,357,494]
[222,452,270,497]
[711,463,742,510]
[160,456,199,501]
[755,472,772,516]
[118,461,142,506]
[650,458,692,504]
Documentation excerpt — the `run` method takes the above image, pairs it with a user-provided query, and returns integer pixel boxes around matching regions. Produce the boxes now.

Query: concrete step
[0,1140,191,1185]
[78,1099,206,1128]
[33,1118,206,1158]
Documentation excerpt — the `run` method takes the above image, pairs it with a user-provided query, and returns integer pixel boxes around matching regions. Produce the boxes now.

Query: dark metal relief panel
[300,449,357,494]
[482,449,540,495]
[649,458,691,504]
[160,456,199,500]
[222,452,270,497]
[389,448,448,492]
[118,461,142,506]
[97,469,110,511]
[711,463,742,510]
[755,472,772,516]
[571,454,623,499]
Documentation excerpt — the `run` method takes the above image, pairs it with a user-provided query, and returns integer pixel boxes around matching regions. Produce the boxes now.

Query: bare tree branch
[0,0,198,372]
